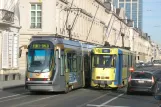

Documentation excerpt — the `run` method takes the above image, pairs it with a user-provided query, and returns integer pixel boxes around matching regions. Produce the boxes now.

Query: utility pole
[66,25,72,40]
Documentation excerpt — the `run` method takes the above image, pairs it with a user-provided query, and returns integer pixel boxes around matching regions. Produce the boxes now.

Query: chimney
[104,0,112,11]
[127,19,134,27]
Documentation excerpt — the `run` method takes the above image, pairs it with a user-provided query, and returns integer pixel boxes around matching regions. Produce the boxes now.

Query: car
[153,60,161,66]
[126,66,161,95]
[126,70,156,95]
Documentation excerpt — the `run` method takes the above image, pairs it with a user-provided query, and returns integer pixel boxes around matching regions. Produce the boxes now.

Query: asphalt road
[0,87,159,107]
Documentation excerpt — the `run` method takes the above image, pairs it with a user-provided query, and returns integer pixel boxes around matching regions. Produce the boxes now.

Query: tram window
[111,55,116,67]
[131,55,133,67]
[67,53,77,72]
[72,53,77,72]
[67,53,72,72]
[77,56,82,71]
[84,55,89,71]
[92,55,113,68]
[123,55,127,67]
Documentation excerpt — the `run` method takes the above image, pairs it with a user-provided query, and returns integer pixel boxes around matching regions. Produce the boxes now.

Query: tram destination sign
[102,49,111,53]
[32,43,50,49]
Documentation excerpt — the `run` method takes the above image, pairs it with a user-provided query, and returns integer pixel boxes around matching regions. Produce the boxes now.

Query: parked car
[153,60,161,66]
[126,70,156,94]
[126,66,161,95]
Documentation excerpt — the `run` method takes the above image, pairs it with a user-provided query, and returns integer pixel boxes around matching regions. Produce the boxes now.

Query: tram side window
[67,53,72,72]
[67,53,77,72]
[111,55,116,67]
[133,55,136,66]
[84,55,89,74]
[72,53,77,72]
[93,56,98,67]
[77,55,82,71]
[128,55,130,67]
[123,55,128,67]
[60,54,65,75]
[131,55,133,67]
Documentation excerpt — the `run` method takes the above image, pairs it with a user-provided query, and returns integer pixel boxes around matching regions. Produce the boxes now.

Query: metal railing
[0,9,14,23]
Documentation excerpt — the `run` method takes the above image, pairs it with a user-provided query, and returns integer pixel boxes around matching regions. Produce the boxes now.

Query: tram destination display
[32,43,50,49]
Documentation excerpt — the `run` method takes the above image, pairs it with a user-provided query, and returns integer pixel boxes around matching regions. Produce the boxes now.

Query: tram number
[102,49,110,53]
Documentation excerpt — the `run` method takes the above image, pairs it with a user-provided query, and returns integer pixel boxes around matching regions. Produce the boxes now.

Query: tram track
[0,87,158,107]
[0,88,109,107]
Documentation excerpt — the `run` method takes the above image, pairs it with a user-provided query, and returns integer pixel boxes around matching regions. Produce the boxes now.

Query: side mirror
[154,95,161,100]
[19,45,28,58]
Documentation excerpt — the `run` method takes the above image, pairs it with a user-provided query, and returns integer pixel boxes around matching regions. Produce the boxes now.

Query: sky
[143,0,161,44]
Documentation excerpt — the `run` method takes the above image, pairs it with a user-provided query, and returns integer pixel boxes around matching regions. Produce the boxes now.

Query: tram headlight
[47,78,50,81]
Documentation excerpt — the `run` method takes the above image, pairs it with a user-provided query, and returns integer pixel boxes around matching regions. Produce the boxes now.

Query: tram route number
[32,43,50,49]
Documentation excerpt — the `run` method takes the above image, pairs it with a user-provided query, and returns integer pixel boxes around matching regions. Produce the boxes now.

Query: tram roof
[31,36,97,48]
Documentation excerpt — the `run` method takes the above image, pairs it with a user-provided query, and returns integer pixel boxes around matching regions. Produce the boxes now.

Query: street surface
[0,87,158,107]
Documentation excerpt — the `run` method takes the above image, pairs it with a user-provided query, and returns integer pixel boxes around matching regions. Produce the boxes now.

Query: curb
[0,84,25,90]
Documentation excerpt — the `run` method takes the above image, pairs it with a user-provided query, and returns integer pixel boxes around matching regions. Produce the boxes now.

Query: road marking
[0,92,29,100]
[0,95,29,103]
[99,94,124,106]
[87,104,130,107]
[12,95,58,107]
[87,94,124,107]
[77,92,112,107]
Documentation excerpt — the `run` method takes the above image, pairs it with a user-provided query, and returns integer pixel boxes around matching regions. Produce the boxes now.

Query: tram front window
[28,49,53,72]
[92,55,116,68]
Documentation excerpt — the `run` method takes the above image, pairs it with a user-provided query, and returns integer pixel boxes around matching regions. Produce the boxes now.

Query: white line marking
[77,92,112,107]
[12,95,58,107]
[99,94,124,106]
[87,94,124,107]
[0,95,29,103]
[87,104,130,107]
[0,92,29,100]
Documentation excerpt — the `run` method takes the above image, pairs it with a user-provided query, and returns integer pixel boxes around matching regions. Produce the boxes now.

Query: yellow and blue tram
[24,36,96,93]
[90,47,136,89]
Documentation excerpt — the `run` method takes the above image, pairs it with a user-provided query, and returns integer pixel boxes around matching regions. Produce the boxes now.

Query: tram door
[118,54,123,85]
[76,54,83,87]
[57,49,66,90]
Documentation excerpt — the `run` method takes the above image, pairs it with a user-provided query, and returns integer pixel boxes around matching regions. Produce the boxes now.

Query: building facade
[18,0,153,72]
[113,0,143,30]
[0,0,20,81]
[19,0,130,72]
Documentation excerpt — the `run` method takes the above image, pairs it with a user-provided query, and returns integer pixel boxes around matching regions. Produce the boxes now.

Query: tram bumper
[25,81,62,92]
[92,80,115,88]
[93,80,113,85]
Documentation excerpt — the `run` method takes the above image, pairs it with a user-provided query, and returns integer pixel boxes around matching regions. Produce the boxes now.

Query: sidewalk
[0,79,25,90]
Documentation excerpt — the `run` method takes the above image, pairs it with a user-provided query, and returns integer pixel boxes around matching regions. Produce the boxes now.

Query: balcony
[0,9,14,25]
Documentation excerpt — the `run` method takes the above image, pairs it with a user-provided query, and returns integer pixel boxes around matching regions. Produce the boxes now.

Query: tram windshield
[27,49,54,72]
[92,54,116,68]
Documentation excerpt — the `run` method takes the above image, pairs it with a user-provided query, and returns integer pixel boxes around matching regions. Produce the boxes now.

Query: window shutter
[13,33,19,68]
[2,31,9,69]
[8,32,14,68]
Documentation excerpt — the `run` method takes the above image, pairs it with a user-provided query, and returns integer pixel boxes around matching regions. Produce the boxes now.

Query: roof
[31,36,97,49]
